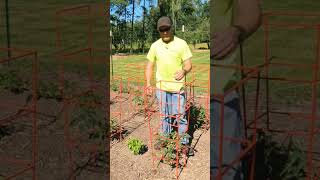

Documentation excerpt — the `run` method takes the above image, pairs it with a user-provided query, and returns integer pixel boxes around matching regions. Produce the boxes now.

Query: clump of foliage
[132,90,144,106]
[110,118,128,140]
[255,131,311,179]
[110,118,119,133]
[0,70,29,94]
[110,81,129,93]
[37,81,62,101]
[155,132,190,167]
[110,81,119,92]
[190,105,207,129]
[0,125,14,140]
[162,132,178,166]
[70,91,107,168]
[127,138,147,155]
[70,91,105,140]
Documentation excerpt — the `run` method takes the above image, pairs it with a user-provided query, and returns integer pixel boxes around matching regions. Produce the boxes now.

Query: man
[211,0,261,179]
[145,16,193,153]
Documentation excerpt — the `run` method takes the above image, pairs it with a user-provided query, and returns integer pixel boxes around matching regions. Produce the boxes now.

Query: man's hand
[211,26,241,60]
[174,69,186,81]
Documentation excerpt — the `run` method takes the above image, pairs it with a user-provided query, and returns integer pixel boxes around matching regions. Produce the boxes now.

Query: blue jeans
[210,91,244,180]
[156,89,189,145]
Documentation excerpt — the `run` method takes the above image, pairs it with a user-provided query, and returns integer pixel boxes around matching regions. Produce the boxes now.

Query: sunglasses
[159,26,171,33]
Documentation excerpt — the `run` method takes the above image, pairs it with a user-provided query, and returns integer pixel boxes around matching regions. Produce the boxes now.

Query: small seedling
[127,138,147,155]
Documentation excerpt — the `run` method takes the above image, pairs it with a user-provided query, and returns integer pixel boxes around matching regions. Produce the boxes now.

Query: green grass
[0,0,107,78]
[241,0,320,102]
[110,50,209,89]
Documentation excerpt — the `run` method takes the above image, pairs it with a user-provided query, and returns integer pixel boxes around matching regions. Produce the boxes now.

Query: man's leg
[156,89,172,135]
[211,91,243,180]
[172,91,189,145]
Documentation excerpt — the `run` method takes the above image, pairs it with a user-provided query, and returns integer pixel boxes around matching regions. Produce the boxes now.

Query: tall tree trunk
[130,0,135,54]
[142,0,146,53]
[171,0,175,33]
[124,6,127,51]
[5,0,11,59]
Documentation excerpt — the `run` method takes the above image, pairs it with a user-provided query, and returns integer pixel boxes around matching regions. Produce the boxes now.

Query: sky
[111,0,208,21]
[110,0,157,21]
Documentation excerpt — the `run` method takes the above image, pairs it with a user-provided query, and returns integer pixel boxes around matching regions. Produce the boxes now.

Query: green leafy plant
[70,91,107,169]
[37,81,62,101]
[190,105,207,129]
[70,91,105,140]
[162,132,178,165]
[154,132,187,167]
[280,138,307,179]
[132,94,144,105]
[122,84,129,94]
[255,131,311,179]
[127,138,147,155]
[0,125,14,140]
[110,81,129,93]
[0,70,29,94]
[110,81,119,92]
[110,118,128,140]
[110,118,119,133]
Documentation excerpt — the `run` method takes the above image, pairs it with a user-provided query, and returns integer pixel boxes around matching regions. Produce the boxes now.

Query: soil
[110,114,210,180]
[0,80,107,180]
[1,73,320,180]
[110,89,210,180]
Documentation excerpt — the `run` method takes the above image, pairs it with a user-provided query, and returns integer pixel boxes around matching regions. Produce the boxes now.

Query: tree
[110,0,129,53]
[110,0,209,53]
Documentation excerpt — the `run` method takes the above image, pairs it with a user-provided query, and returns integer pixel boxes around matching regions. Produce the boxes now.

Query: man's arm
[145,60,154,87]
[211,0,261,60]
[233,0,261,41]
[174,58,192,81]
[183,58,192,74]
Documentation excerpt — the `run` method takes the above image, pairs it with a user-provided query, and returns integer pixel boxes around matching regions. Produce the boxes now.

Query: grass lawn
[111,50,209,89]
[241,0,320,102]
[0,0,107,78]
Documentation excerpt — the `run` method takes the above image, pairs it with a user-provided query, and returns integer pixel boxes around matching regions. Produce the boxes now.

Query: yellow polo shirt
[147,36,192,92]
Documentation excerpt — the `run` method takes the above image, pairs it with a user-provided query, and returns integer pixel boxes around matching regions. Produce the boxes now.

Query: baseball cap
[157,16,172,31]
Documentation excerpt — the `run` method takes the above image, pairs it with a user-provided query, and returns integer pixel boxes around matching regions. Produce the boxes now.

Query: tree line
[110,0,209,54]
